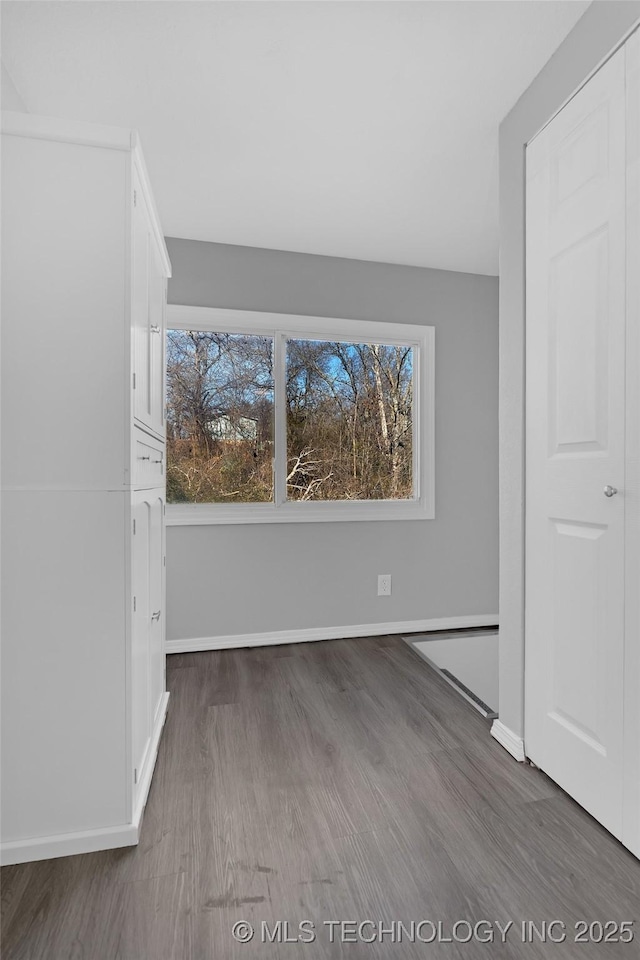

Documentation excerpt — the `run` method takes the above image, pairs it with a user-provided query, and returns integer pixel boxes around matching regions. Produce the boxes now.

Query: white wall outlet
[378,574,392,597]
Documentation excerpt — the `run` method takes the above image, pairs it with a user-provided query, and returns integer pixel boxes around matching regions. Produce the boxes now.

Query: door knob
[603,485,618,497]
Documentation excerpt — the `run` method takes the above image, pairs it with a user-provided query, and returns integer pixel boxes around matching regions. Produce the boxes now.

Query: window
[166,307,434,524]
[167,331,274,504]
[285,339,414,502]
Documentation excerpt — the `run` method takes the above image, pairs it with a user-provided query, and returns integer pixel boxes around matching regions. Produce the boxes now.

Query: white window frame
[166,305,435,525]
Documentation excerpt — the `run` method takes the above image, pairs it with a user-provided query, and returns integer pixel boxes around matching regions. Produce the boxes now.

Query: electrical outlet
[377,574,392,597]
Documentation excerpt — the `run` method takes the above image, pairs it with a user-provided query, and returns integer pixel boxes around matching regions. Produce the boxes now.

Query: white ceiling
[2,1,590,275]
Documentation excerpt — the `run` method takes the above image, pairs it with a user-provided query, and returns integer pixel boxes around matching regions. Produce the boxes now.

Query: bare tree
[166,331,413,505]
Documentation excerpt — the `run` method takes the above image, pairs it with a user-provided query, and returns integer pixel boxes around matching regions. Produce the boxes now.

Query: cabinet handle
[150,325,161,334]
[138,455,150,461]
[151,610,161,621]
[152,458,163,464]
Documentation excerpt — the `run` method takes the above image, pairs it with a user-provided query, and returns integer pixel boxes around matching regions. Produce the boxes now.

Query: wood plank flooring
[2,635,639,959]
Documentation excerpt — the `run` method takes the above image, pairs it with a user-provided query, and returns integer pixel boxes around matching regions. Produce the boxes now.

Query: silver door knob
[604,485,618,497]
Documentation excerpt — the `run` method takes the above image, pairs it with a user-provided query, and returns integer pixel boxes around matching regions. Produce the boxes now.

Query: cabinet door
[132,170,152,433]
[148,493,165,727]
[131,497,151,792]
[132,172,166,439]
[149,247,166,438]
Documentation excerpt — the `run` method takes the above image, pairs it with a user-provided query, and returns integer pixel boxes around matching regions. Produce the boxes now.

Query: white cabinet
[0,112,171,865]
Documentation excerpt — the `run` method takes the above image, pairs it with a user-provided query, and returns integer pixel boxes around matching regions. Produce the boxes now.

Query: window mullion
[274,332,288,507]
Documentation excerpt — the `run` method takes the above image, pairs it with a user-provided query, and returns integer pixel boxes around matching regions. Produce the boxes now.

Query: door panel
[132,170,166,439]
[132,170,151,431]
[131,498,151,792]
[149,246,166,437]
[525,46,626,838]
[548,519,609,752]
[549,227,609,453]
[148,494,165,727]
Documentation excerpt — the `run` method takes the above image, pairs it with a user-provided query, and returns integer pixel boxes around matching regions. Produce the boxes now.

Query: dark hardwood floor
[2,635,639,959]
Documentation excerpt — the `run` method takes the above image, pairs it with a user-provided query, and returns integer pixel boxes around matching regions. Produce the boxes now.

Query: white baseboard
[166,615,499,654]
[0,821,138,867]
[491,719,526,762]
[0,692,170,867]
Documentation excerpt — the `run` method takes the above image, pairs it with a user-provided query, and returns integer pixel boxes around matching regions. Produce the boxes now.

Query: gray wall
[165,238,498,642]
[498,1,640,739]
[1,63,27,112]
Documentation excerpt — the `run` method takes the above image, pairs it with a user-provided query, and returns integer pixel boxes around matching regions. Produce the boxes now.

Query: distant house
[207,414,258,442]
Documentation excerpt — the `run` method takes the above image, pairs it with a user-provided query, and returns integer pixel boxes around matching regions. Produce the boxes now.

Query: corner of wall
[2,62,28,113]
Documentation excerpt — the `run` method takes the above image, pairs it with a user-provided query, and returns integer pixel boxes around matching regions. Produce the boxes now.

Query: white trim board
[491,719,526,762]
[0,692,169,866]
[166,615,499,654]
[166,304,430,341]
[0,822,138,868]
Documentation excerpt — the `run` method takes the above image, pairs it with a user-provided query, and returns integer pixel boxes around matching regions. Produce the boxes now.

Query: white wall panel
[1,491,128,839]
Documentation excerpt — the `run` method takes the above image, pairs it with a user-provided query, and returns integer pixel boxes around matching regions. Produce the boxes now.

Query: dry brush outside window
[285,339,413,502]
[166,331,274,503]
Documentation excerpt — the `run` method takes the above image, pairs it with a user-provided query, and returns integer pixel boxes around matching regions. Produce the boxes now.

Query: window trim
[165,305,435,525]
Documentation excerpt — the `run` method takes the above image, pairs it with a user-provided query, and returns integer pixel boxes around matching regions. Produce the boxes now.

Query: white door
[525,46,627,837]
